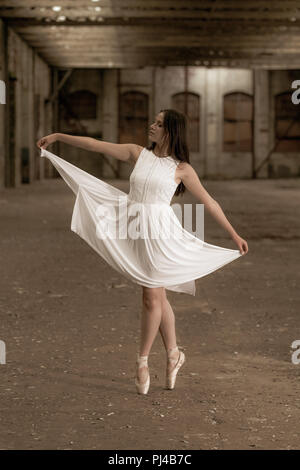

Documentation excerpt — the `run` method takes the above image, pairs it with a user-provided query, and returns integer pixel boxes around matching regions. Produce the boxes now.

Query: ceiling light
[52,6,62,12]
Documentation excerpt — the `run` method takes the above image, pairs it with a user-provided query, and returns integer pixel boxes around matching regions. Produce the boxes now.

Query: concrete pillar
[102,69,119,178]
[204,68,220,178]
[253,69,270,178]
[15,73,22,186]
[28,48,35,183]
[0,19,6,188]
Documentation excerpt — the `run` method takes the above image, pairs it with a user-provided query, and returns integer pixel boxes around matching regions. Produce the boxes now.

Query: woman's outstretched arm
[36,132,141,164]
[180,162,248,254]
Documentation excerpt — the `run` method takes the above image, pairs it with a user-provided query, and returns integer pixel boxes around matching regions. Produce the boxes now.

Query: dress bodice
[128,147,180,205]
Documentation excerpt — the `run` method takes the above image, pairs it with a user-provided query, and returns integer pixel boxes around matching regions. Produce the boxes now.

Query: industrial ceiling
[1,0,300,69]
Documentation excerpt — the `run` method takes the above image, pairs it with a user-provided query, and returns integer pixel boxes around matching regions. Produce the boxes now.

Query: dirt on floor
[0,174,299,450]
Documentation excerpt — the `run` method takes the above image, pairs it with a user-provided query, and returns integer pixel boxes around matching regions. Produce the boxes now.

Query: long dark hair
[146,109,190,197]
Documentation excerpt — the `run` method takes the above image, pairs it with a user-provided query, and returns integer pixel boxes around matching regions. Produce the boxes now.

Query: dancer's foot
[135,354,150,395]
[166,346,185,390]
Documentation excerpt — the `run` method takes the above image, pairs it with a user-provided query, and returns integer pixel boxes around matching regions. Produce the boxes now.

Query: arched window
[67,90,97,119]
[172,92,200,152]
[223,92,253,152]
[119,91,149,146]
[275,91,300,152]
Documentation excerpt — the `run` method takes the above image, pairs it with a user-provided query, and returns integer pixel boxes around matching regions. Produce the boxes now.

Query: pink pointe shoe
[166,346,185,390]
[135,354,150,395]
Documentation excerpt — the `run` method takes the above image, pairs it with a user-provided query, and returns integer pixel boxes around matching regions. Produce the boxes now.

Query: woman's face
[148,112,168,146]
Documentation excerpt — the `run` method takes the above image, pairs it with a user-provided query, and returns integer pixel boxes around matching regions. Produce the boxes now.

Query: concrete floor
[0,174,299,450]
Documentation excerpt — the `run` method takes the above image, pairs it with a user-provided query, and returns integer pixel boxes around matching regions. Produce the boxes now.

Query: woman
[36,109,248,396]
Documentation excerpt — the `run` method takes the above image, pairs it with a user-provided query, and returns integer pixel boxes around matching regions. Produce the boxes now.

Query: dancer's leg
[159,288,177,351]
[137,286,164,383]
[139,286,164,355]
[159,289,180,371]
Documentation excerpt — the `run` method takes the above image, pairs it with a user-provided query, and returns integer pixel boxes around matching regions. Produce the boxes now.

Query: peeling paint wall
[269,70,300,178]
[112,66,255,179]
[1,23,299,188]
[0,19,52,188]
[112,66,299,180]
[58,68,104,178]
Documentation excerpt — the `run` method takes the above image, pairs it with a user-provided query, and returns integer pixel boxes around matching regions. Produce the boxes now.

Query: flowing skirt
[40,148,243,296]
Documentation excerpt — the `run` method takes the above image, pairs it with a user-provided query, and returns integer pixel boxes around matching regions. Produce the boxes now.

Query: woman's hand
[36,133,58,150]
[232,234,248,255]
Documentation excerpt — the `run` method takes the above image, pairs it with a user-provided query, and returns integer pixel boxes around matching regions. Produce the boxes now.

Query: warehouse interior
[1,2,300,451]
[0,0,300,187]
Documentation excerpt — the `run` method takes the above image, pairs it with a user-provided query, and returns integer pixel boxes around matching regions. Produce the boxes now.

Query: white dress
[40,146,242,296]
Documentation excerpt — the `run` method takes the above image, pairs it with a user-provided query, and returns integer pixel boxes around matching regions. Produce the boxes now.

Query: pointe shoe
[135,354,150,395]
[165,346,185,390]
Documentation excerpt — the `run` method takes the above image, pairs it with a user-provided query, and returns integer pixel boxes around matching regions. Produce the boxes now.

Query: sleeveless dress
[40,146,242,296]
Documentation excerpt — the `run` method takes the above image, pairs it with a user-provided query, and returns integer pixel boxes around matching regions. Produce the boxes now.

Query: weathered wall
[0,20,52,187]
[115,66,254,179]
[1,26,299,187]
[58,68,104,178]
[113,66,299,179]
[269,70,300,178]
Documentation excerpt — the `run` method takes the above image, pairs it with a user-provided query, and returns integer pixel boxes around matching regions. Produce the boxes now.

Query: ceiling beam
[2,0,300,69]
[17,36,300,45]
[12,24,300,34]
[44,59,300,69]
[1,0,300,8]
[40,51,300,60]
[1,8,300,20]
[5,17,300,28]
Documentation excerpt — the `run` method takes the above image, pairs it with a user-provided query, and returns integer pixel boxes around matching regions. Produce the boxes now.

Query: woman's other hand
[233,234,248,255]
[36,133,58,150]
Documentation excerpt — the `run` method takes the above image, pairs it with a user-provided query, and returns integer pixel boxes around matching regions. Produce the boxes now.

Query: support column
[204,68,220,178]
[102,69,119,178]
[253,69,270,178]
[28,48,35,183]
[0,19,6,188]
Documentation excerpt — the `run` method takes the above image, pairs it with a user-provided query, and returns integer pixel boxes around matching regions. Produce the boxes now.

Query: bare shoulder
[129,144,144,164]
[176,160,192,175]
[174,161,192,185]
